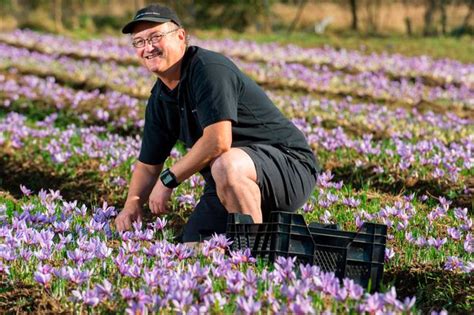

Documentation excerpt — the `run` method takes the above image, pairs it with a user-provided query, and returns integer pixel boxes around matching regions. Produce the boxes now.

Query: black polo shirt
[138,46,319,178]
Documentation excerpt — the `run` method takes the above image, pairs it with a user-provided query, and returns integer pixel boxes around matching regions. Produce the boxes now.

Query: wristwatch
[160,168,180,188]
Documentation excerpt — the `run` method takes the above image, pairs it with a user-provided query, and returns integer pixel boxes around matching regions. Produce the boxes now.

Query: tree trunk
[349,0,358,31]
[423,0,438,36]
[440,0,448,34]
[366,0,382,34]
[402,0,412,36]
[461,0,473,28]
[54,0,63,32]
[262,0,272,33]
[405,17,413,36]
[287,0,308,35]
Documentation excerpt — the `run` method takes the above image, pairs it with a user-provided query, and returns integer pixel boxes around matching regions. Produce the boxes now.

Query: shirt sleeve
[138,92,177,165]
[191,63,240,128]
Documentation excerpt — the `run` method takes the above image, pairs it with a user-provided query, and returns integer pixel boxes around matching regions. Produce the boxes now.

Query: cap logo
[135,12,162,19]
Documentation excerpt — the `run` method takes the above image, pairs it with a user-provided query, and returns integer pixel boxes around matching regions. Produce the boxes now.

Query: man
[115,4,320,242]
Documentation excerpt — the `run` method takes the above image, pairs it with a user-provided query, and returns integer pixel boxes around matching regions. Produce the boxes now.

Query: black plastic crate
[309,222,387,291]
[226,212,387,291]
[226,212,315,265]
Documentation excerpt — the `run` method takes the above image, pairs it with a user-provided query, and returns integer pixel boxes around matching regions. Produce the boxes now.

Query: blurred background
[0,0,472,36]
[0,0,473,61]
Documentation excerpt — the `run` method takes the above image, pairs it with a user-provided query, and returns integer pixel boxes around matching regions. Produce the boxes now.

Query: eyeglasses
[131,28,180,48]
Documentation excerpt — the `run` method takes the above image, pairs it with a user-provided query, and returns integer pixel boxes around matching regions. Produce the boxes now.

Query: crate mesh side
[314,248,344,273]
[346,263,370,280]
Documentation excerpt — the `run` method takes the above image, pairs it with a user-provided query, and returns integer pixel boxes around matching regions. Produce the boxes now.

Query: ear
[177,28,186,41]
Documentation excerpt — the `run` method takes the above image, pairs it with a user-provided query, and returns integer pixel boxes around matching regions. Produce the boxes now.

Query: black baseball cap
[122,4,182,34]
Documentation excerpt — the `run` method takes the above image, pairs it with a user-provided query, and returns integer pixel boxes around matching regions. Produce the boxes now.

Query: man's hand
[115,202,144,232]
[149,179,173,214]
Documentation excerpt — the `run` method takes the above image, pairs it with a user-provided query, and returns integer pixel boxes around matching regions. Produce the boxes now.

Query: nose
[144,40,155,52]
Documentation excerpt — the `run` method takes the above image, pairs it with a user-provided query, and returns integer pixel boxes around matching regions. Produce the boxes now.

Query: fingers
[115,212,133,232]
[149,198,169,214]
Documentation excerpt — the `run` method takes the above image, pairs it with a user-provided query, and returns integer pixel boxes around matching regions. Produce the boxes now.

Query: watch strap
[160,168,179,188]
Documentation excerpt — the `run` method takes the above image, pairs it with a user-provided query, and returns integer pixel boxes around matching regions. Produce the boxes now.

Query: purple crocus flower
[342,197,361,208]
[120,288,136,301]
[364,292,384,312]
[225,270,245,294]
[454,207,468,220]
[320,210,332,224]
[318,199,331,209]
[96,242,113,259]
[230,248,256,265]
[177,194,197,207]
[447,227,461,240]
[34,271,52,286]
[67,248,87,265]
[68,267,93,285]
[151,217,167,231]
[71,288,101,307]
[405,231,415,243]
[188,304,209,315]
[464,233,473,253]
[415,236,427,247]
[236,296,261,315]
[427,237,447,250]
[125,302,148,315]
[19,184,32,196]
[0,261,10,275]
[463,262,474,273]
[171,243,194,260]
[288,295,315,314]
[385,248,395,262]
[203,292,227,310]
[383,287,401,308]
[460,218,473,231]
[302,202,314,213]
[444,256,464,271]
[124,264,141,278]
[143,268,161,287]
[342,278,363,300]
[171,290,193,312]
[34,248,52,261]
[401,296,417,311]
[274,256,297,283]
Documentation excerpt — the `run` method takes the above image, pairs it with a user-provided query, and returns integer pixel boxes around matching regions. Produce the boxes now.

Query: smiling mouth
[145,51,163,60]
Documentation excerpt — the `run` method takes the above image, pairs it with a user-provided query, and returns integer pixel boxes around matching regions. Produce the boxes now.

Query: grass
[192,29,474,63]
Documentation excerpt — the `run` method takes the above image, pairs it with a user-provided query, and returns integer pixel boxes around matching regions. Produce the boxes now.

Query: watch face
[163,173,173,184]
[161,169,178,188]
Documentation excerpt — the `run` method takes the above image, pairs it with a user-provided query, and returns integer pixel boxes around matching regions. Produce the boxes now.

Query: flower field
[0,29,472,314]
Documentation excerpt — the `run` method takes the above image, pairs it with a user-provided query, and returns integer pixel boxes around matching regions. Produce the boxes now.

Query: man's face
[131,22,186,76]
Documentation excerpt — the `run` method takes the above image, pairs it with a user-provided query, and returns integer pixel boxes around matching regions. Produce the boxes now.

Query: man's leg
[181,187,229,242]
[210,148,263,223]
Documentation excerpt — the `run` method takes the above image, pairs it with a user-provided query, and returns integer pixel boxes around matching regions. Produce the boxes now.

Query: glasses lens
[132,39,144,48]
[149,35,162,45]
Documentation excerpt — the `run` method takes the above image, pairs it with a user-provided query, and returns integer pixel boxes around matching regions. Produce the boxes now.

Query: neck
[158,46,186,90]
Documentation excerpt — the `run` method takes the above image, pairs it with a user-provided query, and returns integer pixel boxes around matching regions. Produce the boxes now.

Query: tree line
[0,0,472,36]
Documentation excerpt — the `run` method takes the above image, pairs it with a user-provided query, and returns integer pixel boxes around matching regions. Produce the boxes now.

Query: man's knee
[210,151,239,188]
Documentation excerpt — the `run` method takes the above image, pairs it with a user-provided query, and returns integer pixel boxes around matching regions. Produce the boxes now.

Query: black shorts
[181,144,317,242]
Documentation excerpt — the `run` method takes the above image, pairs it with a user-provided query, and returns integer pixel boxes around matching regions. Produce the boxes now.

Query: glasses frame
[132,28,180,48]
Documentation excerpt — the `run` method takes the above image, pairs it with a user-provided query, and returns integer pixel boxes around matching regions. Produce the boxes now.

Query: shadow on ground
[328,163,473,211]
[0,275,66,313]
[384,265,473,314]
[0,154,110,206]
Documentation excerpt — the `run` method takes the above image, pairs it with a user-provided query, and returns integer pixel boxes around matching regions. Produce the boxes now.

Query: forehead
[131,22,170,38]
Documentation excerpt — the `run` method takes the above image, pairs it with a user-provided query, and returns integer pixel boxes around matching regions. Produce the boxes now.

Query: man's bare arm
[115,161,163,231]
[125,161,163,207]
[170,120,232,182]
